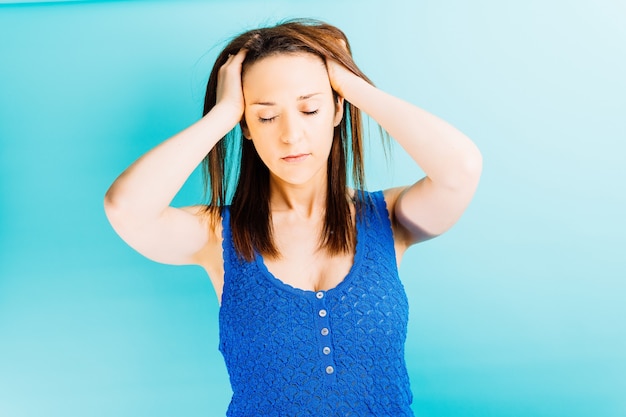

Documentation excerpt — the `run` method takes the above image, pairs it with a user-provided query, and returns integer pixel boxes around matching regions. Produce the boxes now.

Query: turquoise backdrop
[1,1,624,416]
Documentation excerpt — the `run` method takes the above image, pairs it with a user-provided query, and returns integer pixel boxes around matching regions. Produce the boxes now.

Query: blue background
[1,1,624,416]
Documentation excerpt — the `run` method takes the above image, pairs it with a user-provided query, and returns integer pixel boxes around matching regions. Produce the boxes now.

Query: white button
[319,309,327,317]
[316,291,324,299]
[326,366,334,374]
[321,328,329,336]
[323,347,331,355]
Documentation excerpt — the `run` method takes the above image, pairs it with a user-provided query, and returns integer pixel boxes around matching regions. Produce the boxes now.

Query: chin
[272,170,326,188]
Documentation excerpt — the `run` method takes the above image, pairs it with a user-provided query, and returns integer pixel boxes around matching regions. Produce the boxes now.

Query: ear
[333,95,344,127]
[240,119,251,139]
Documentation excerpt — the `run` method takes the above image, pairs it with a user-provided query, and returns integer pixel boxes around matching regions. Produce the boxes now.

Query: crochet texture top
[219,190,413,416]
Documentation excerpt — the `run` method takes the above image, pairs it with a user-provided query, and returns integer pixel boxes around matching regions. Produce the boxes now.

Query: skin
[104,47,483,302]
[241,53,343,195]
[241,53,350,293]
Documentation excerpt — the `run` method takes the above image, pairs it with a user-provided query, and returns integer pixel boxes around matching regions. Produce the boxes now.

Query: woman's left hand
[326,52,483,250]
[326,58,363,99]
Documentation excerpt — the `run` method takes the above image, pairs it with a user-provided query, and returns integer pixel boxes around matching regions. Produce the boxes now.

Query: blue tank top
[219,190,413,416]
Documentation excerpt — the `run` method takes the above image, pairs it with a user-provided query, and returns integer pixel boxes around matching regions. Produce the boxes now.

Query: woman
[104,19,482,416]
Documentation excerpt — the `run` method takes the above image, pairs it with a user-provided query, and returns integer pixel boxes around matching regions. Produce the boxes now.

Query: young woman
[104,19,482,416]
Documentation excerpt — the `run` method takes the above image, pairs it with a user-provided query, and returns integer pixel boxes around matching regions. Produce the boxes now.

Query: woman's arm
[327,61,482,248]
[104,51,246,265]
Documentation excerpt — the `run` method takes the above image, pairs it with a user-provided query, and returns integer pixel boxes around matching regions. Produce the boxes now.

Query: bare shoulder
[382,187,405,210]
[179,205,223,263]
[382,187,414,254]
[383,184,442,248]
[180,205,226,299]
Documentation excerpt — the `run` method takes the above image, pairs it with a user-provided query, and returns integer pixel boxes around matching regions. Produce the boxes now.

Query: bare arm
[104,50,246,265]
[327,61,482,248]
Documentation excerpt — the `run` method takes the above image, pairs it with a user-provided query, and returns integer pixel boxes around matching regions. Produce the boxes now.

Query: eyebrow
[250,92,322,106]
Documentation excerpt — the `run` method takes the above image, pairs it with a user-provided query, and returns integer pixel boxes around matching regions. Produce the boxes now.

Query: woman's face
[242,52,343,189]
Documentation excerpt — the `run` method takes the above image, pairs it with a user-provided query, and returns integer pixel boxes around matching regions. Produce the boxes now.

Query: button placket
[313,291,336,384]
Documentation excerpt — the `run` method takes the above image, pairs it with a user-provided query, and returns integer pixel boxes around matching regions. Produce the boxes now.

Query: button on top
[326,365,334,374]
[321,327,329,336]
[323,346,331,355]
[316,291,324,299]
[318,309,327,318]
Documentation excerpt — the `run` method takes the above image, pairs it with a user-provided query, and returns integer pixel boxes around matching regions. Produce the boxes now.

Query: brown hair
[202,18,379,261]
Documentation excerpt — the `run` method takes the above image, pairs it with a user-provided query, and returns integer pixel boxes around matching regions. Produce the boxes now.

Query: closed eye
[259,110,317,123]
[259,116,277,123]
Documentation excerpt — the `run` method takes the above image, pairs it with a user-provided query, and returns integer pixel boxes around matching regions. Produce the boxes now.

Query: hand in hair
[326,57,362,100]
[215,49,247,123]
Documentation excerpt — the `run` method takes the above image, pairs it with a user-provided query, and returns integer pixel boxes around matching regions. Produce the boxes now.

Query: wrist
[192,104,242,143]
[206,103,243,131]
[339,76,376,107]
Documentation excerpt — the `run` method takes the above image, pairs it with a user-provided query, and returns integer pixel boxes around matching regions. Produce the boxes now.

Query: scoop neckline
[254,219,365,298]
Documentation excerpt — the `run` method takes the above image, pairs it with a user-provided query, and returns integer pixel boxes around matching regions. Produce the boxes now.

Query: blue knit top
[219,190,413,416]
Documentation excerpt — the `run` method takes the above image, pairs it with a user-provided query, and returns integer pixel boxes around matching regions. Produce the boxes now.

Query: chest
[254,209,357,292]
[263,223,355,292]
[263,250,354,292]
[218,219,411,412]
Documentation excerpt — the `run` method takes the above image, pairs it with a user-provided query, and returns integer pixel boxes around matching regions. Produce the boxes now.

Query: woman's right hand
[104,48,249,271]
[214,49,247,123]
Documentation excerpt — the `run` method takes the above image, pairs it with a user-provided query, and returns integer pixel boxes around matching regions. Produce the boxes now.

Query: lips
[281,153,310,162]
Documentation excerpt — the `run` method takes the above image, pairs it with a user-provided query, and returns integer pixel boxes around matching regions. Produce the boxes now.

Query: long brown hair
[202,18,380,261]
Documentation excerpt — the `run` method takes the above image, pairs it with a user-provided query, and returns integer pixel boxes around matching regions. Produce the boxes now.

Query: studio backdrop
[0,1,624,416]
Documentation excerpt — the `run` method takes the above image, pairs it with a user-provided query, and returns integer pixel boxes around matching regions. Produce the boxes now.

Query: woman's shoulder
[381,186,414,252]
[382,186,407,209]
[180,204,226,297]
[180,204,229,221]
[179,204,225,251]
[351,187,407,208]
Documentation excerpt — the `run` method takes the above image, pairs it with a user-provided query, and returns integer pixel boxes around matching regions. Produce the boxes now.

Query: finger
[232,48,248,62]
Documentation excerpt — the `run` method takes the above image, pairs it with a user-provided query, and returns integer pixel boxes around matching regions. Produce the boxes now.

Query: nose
[279,111,303,144]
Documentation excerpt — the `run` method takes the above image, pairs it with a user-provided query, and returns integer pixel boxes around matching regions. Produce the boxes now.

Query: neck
[268,177,327,219]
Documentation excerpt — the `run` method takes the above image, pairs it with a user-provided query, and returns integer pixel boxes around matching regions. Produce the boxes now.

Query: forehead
[242,53,331,100]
